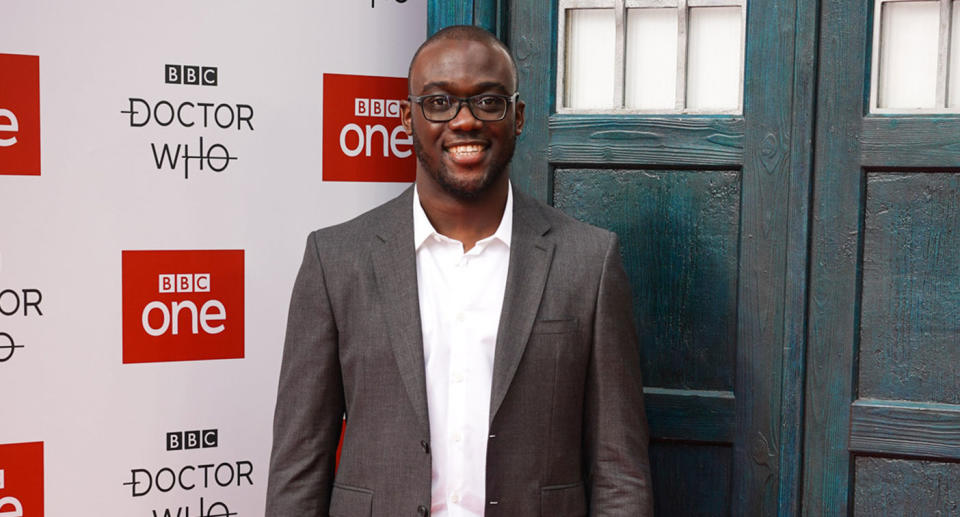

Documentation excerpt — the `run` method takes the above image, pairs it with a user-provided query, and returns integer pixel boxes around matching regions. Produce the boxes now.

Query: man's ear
[514,99,525,136]
[400,99,414,135]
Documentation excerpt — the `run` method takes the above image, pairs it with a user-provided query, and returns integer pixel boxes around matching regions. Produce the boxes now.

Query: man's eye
[474,96,503,111]
[426,96,451,108]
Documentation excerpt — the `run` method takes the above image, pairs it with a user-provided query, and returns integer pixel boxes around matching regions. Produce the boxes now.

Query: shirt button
[453,431,463,442]
[452,371,464,383]
[451,492,461,504]
[456,312,465,323]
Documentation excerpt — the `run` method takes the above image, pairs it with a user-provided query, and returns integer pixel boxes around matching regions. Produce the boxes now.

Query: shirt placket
[446,243,470,515]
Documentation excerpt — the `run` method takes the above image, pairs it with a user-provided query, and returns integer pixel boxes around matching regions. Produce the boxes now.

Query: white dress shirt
[413,185,513,517]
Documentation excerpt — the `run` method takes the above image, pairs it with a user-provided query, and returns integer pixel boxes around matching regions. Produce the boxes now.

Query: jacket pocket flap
[329,484,373,517]
[541,481,586,517]
[532,318,578,334]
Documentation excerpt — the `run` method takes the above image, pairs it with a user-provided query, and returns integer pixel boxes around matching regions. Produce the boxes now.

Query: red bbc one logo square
[0,53,41,176]
[0,441,44,516]
[322,73,415,183]
[122,250,244,364]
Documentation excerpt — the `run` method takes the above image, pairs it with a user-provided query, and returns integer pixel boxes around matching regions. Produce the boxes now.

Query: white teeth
[448,144,484,154]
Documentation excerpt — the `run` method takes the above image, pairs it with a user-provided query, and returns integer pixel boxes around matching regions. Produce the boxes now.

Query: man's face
[401,38,525,201]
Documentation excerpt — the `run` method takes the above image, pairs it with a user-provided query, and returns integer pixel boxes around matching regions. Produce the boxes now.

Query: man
[267,25,653,516]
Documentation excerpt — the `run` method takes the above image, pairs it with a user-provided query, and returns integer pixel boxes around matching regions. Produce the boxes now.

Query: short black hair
[407,25,519,92]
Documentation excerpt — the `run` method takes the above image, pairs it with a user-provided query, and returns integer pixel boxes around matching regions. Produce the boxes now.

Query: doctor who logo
[119,64,254,179]
[0,441,44,517]
[0,287,45,364]
[322,73,415,182]
[122,250,244,364]
[0,53,41,176]
[123,429,251,516]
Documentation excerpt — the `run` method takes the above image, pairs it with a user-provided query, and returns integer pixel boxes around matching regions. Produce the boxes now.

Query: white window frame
[557,0,747,114]
[870,0,960,113]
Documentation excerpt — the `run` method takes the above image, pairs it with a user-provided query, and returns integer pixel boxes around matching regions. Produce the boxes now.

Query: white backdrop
[0,1,425,514]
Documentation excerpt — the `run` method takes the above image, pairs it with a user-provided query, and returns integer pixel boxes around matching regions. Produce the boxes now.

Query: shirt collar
[413,182,514,251]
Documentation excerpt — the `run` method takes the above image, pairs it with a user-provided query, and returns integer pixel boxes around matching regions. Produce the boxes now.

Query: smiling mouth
[446,143,487,156]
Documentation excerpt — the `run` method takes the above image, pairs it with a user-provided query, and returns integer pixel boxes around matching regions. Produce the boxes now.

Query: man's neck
[415,176,509,252]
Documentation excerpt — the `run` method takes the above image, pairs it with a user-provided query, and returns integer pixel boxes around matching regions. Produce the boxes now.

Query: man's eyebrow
[419,81,511,94]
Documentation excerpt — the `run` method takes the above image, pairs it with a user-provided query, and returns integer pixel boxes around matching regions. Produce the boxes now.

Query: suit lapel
[370,187,430,431]
[489,188,554,425]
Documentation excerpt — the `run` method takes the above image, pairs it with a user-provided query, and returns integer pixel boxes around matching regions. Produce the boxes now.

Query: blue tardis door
[428,0,960,515]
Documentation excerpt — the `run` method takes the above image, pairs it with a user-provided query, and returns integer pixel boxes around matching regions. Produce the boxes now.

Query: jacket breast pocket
[532,317,578,335]
[541,481,587,517]
[329,483,373,517]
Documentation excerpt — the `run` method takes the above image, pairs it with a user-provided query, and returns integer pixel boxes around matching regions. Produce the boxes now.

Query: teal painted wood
[804,1,868,515]
[507,1,556,201]
[549,115,744,167]
[777,0,820,514]
[427,0,472,35]
[860,172,960,404]
[427,0,504,36]
[644,388,736,443]
[850,400,960,459]
[854,458,960,516]
[732,0,800,512]
[650,442,733,517]
[473,0,506,39]
[862,117,960,167]
[553,169,740,392]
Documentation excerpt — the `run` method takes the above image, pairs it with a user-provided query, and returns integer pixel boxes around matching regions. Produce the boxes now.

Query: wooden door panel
[650,442,734,517]
[554,168,741,391]
[854,458,960,516]
[861,172,960,404]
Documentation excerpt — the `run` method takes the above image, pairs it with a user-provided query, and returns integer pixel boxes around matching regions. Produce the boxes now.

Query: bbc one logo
[322,73,414,182]
[0,53,41,176]
[0,441,43,517]
[122,250,244,364]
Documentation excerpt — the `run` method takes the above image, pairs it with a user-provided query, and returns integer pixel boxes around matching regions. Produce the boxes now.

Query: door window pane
[878,1,940,109]
[686,6,742,111]
[565,8,617,109]
[625,8,679,110]
[949,1,960,107]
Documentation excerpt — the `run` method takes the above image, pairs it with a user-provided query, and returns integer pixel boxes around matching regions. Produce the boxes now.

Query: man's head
[401,25,525,202]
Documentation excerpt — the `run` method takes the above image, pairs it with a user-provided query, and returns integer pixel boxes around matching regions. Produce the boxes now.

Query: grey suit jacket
[266,185,653,516]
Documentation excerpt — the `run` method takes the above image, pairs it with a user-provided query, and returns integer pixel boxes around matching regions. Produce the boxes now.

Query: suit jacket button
[420,440,431,453]
[417,504,429,516]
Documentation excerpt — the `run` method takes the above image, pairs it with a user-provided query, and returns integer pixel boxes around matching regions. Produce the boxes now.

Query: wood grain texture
[803,1,870,515]
[733,0,797,513]
[850,399,960,459]
[777,0,820,514]
[645,388,736,443]
[554,169,740,392]
[854,457,960,516]
[548,115,745,167]
[862,117,960,168]
[860,172,960,405]
[473,0,505,38]
[507,1,556,201]
[427,0,472,35]
[650,441,734,517]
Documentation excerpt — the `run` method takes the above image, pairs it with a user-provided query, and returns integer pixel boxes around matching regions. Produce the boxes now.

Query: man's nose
[447,101,483,130]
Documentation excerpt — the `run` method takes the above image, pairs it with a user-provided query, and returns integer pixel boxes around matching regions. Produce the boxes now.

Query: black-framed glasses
[409,92,519,122]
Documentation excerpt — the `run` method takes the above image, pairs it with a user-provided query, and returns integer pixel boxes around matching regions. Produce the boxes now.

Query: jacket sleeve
[266,232,345,516]
[584,233,655,516]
